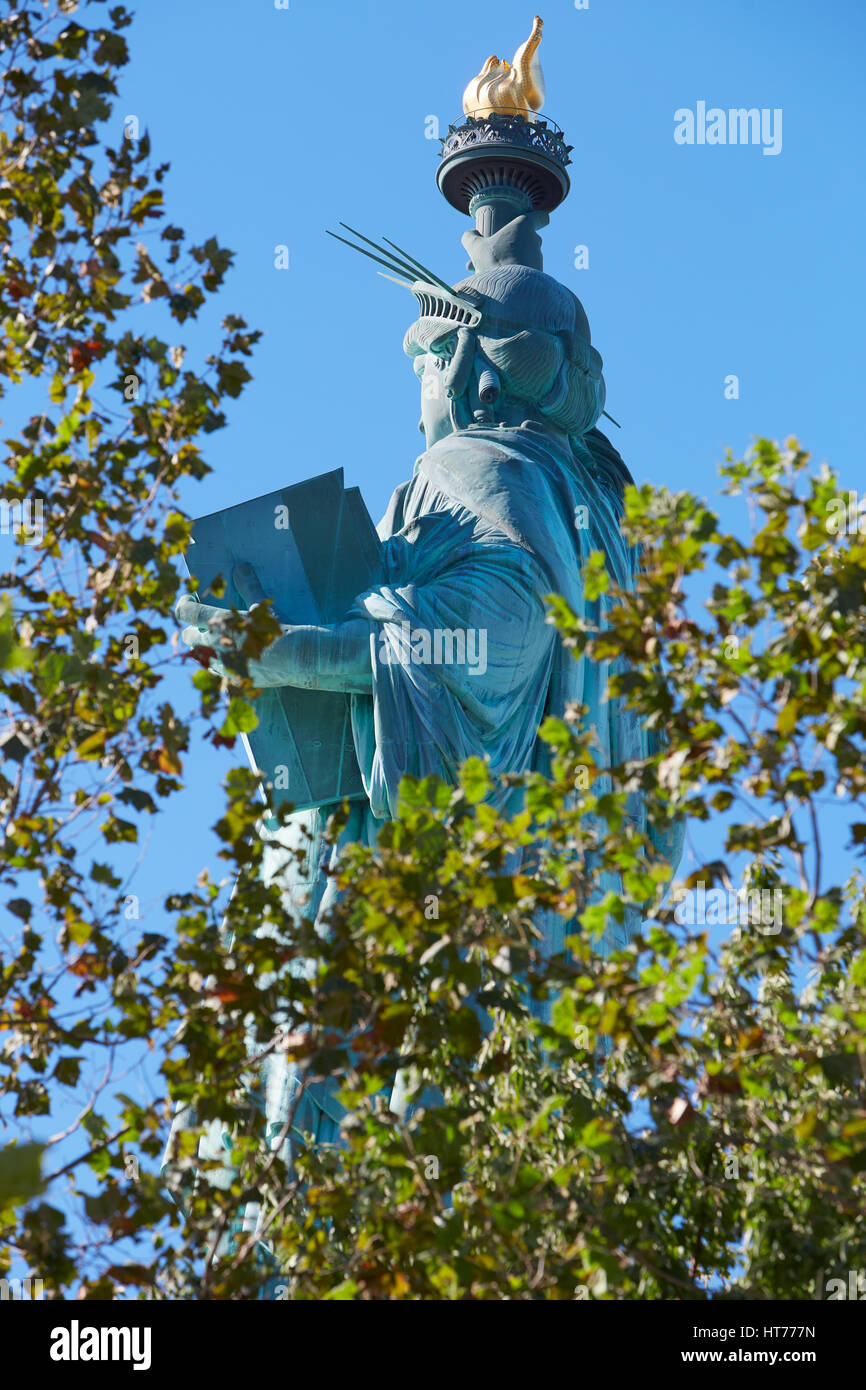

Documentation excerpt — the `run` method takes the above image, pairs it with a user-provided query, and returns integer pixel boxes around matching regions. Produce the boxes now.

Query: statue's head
[403,262,605,447]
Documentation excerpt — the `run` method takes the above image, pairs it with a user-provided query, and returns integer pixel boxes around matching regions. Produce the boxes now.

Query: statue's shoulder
[378,474,418,538]
[423,426,532,468]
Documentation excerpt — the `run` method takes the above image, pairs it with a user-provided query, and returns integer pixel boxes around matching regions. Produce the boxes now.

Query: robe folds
[166,421,683,1247]
[354,420,659,819]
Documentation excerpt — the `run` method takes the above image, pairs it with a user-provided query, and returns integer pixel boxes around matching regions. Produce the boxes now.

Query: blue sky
[109,0,865,918]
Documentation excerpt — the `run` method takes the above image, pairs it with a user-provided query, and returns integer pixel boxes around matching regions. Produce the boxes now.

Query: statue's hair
[475,327,605,438]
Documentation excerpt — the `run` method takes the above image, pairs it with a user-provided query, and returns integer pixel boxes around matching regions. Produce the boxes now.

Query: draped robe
[171,419,683,1231]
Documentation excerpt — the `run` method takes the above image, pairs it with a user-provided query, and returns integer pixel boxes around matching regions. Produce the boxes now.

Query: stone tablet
[185,468,381,813]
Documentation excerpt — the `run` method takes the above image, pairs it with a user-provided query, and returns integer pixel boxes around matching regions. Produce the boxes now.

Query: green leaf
[460,757,491,805]
[221,698,259,737]
[0,1143,45,1206]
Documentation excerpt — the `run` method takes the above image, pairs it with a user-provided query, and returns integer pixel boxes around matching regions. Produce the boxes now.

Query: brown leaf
[156,746,182,775]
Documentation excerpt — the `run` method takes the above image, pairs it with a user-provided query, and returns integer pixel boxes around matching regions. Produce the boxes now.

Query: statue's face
[414,345,454,447]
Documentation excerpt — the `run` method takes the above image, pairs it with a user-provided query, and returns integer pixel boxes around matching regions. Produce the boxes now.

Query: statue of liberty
[167,16,683,1263]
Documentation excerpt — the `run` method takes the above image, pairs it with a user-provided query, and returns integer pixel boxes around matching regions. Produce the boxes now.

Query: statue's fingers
[175,594,202,626]
[180,624,210,649]
[195,603,230,628]
[175,596,227,629]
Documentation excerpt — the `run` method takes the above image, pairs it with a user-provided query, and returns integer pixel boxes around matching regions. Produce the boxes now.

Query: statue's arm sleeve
[245,618,374,695]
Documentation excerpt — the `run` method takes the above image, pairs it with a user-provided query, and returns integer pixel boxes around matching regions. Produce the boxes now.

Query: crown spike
[377,271,415,290]
[325,229,418,281]
[379,235,458,297]
[338,223,432,287]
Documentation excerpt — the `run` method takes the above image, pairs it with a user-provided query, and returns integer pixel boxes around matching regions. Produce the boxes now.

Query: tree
[0,0,269,1297]
[1,4,865,1303]
[174,440,866,1302]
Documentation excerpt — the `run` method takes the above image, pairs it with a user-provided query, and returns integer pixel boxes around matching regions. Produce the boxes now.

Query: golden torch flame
[462,15,546,122]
